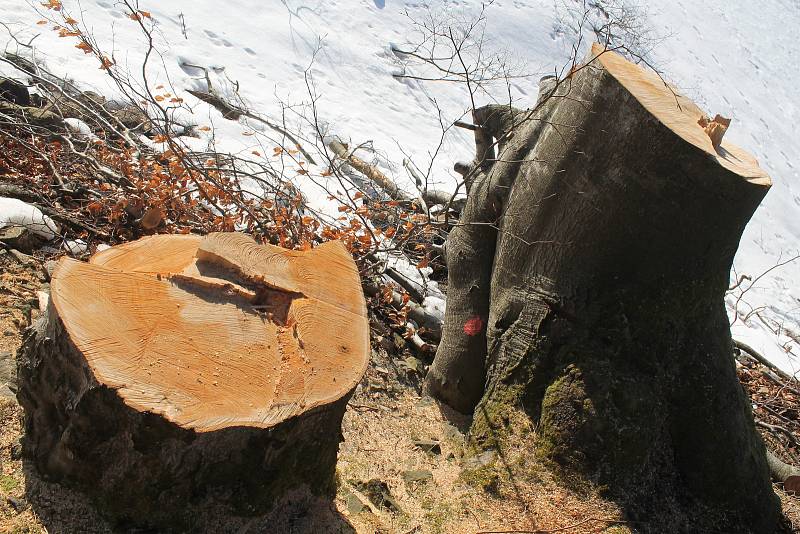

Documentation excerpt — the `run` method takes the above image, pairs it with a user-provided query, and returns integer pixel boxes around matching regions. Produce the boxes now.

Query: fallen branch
[328,138,409,201]
[766,450,800,492]
[734,339,796,384]
[0,100,63,127]
[184,82,316,164]
[186,88,242,119]
[385,268,425,304]
[756,420,798,446]
[364,283,442,342]
[41,206,110,239]
[476,516,626,533]
[0,183,38,202]
[402,158,454,210]
[759,368,800,398]
[0,184,110,239]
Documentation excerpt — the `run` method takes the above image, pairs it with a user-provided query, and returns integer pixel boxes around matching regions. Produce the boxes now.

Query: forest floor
[0,247,799,534]
[0,66,799,532]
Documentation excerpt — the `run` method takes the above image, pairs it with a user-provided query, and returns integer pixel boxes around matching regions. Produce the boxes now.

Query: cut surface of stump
[591,43,766,180]
[18,232,369,530]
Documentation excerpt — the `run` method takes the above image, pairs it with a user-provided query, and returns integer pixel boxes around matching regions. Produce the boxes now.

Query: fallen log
[734,339,797,384]
[17,232,369,530]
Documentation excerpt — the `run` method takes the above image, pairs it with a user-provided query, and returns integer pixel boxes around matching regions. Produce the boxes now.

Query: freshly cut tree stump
[17,232,369,531]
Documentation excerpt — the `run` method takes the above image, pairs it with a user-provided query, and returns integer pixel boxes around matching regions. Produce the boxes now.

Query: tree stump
[17,232,369,531]
[427,44,781,532]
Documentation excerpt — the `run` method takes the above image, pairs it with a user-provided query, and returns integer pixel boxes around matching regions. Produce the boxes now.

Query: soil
[0,248,799,533]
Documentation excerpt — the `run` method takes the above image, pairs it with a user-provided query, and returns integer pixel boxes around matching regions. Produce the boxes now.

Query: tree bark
[423,85,561,413]
[17,233,368,531]
[429,44,781,532]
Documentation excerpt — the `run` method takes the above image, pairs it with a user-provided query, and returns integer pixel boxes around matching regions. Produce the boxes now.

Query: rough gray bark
[423,91,561,413]
[420,166,496,412]
[428,48,780,532]
[17,304,350,532]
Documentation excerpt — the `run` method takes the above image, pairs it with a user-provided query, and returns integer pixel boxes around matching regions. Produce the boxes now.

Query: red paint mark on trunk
[463,315,484,336]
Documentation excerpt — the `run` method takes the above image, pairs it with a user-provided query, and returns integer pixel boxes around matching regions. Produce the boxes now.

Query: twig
[756,420,798,446]
[476,516,625,533]
[734,340,796,384]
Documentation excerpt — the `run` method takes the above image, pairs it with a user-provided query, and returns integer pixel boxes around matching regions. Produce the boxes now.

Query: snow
[0,197,60,240]
[63,117,96,139]
[0,0,798,374]
[63,238,87,256]
[380,249,446,322]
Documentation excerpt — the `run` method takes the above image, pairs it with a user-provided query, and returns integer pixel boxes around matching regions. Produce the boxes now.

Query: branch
[766,450,800,492]
[328,138,410,202]
[734,339,796,384]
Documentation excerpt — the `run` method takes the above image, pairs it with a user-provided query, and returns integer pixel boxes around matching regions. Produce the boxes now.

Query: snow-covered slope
[1,0,798,374]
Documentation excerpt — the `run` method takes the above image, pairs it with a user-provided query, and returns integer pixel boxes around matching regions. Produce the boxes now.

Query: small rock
[0,77,31,106]
[367,380,386,392]
[413,439,441,455]
[6,495,28,512]
[9,249,34,265]
[402,469,433,485]
[0,351,16,400]
[443,423,465,443]
[36,291,49,312]
[342,490,367,515]
[44,260,58,279]
[403,356,423,374]
[354,479,402,513]
[463,449,496,469]
[64,238,88,256]
[0,385,14,400]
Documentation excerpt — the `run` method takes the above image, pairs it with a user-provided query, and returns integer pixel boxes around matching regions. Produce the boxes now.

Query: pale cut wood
[51,232,369,431]
[591,42,769,183]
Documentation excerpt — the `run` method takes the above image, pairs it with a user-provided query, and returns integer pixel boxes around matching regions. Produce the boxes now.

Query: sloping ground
[0,0,797,374]
[0,1,799,531]
[0,249,799,533]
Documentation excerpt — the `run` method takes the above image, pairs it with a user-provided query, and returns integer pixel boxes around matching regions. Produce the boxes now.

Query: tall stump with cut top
[425,44,782,531]
[18,232,369,531]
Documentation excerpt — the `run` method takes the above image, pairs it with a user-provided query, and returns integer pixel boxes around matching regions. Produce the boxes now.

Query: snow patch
[0,197,60,240]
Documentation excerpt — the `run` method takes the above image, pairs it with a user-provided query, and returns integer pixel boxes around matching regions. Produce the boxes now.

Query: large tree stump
[17,232,369,531]
[428,44,781,532]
